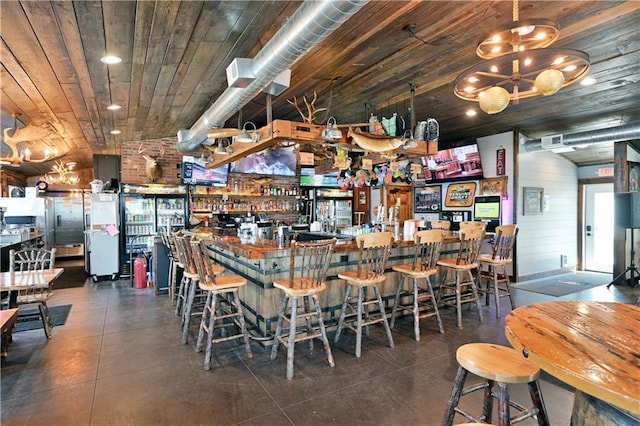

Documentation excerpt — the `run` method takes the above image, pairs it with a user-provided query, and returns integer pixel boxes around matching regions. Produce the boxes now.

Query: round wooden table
[505,301,640,425]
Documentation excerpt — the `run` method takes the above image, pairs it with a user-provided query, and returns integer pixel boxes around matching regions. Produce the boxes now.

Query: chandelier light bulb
[534,69,565,95]
[479,86,510,114]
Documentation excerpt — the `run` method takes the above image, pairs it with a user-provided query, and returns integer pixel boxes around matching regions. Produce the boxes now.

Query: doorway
[385,185,413,224]
[584,183,614,273]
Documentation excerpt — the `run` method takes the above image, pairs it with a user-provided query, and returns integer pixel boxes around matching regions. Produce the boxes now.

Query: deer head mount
[138,144,165,182]
[1,122,57,166]
[286,91,327,124]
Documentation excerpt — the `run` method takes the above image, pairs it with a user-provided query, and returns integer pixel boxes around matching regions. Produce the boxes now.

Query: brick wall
[121,137,183,185]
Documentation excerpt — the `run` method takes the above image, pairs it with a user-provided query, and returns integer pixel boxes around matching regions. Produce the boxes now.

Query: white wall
[517,149,578,279]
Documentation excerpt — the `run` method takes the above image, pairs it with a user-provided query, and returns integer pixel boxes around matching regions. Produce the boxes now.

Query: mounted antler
[1,121,57,165]
[138,144,165,182]
[287,91,327,124]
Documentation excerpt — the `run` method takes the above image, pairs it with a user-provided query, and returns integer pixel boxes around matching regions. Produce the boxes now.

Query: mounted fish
[347,128,405,153]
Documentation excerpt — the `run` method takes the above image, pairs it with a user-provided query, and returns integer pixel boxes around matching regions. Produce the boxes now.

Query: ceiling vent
[226,58,255,88]
[541,134,564,150]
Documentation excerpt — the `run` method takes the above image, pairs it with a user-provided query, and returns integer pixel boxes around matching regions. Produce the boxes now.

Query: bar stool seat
[271,238,337,379]
[390,229,445,340]
[191,239,252,370]
[442,343,549,426]
[335,232,394,358]
[437,227,485,329]
[476,225,518,318]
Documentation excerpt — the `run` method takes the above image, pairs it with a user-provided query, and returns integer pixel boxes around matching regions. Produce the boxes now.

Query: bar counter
[194,230,464,341]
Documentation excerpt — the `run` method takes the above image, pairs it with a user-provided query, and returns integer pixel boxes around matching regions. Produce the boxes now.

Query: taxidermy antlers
[1,121,57,165]
[287,91,327,124]
[138,144,165,182]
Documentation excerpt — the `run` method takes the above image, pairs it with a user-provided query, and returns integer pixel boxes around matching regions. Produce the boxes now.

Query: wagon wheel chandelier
[454,0,590,114]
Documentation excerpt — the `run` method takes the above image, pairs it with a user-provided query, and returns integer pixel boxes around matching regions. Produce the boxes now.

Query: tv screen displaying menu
[420,138,484,183]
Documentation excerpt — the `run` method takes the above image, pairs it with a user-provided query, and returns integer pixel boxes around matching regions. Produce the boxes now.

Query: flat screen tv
[420,139,484,183]
[300,168,339,187]
[181,156,229,186]
[474,195,501,219]
[230,146,297,176]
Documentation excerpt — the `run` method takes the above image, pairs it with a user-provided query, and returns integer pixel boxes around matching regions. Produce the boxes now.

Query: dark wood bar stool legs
[442,343,550,426]
[335,232,394,358]
[271,238,337,379]
[437,228,485,329]
[391,230,445,340]
[191,239,252,370]
[476,225,518,318]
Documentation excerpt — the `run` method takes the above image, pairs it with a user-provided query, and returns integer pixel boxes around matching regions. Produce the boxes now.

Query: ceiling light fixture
[110,130,121,135]
[235,121,259,143]
[322,117,343,141]
[215,139,231,155]
[454,0,590,114]
[44,160,80,186]
[107,104,122,110]
[100,55,122,64]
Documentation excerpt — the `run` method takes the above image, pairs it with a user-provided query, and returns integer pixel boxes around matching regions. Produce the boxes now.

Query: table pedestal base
[571,391,640,426]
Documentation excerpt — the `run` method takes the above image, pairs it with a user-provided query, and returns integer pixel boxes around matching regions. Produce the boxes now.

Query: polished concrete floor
[1,269,637,425]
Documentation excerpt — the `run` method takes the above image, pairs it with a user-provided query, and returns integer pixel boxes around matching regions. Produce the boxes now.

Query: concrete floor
[1,271,637,425]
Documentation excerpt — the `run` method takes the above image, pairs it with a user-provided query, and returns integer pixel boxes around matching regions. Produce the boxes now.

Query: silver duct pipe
[522,123,640,152]
[178,0,368,153]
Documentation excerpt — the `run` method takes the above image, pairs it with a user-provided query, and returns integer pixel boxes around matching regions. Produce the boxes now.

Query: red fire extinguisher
[134,254,148,289]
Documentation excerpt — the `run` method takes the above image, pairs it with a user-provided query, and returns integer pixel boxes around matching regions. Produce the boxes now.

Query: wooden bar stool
[191,239,252,370]
[271,238,337,379]
[335,231,394,358]
[442,343,549,426]
[476,225,518,318]
[164,233,181,306]
[437,227,484,329]
[390,229,445,340]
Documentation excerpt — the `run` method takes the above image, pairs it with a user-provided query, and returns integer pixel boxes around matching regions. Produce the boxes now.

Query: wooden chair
[271,238,337,379]
[164,233,182,306]
[174,235,223,344]
[459,221,487,232]
[442,343,549,426]
[8,248,57,338]
[431,219,451,230]
[191,239,252,370]
[335,232,394,358]
[476,224,518,318]
[390,229,445,340]
[437,228,485,329]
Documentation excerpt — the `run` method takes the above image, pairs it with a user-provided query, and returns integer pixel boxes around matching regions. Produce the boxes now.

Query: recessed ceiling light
[466,109,477,117]
[580,76,596,86]
[101,55,122,64]
[107,104,122,110]
[110,130,122,135]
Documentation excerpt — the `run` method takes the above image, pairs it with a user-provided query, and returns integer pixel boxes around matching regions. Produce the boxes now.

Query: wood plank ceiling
[1,1,639,177]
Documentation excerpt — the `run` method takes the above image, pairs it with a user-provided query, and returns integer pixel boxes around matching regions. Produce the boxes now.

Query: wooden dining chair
[191,239,252,370]
[476,224,518,318]
[8,248,57,338]
[335,232,394,358]
[390,229,445,340]
[430,219,451,230]
[271,238,337,379]
[458,221,487,232]
[437,228,485,329]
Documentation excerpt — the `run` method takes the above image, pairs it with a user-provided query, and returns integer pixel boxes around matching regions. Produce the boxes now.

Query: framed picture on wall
[523,187,544,215]
[444,182,476,208]
[630,162,639,192]
[414,184,442,213]
[480,176,508,198]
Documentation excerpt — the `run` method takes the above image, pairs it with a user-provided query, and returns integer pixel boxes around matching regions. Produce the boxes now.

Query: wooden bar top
[505,301,640,416]
[189,229,464,260]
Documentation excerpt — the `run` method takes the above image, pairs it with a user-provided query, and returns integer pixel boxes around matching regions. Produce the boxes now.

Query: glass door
[122,195,156,275]
[156,196,186,234]
[584,183,613,272]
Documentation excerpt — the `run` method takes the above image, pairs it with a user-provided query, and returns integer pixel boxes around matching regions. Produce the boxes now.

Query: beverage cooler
[313,188,353,228]
[120,184,188,277]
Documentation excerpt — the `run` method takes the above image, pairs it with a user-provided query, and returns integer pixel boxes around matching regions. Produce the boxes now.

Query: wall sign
[496,146,506,176]
[444,182,476,207]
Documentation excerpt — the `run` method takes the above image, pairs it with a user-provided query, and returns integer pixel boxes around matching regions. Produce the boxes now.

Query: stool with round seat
[270,238,337,379]
[334,231,394,358]
[442,343,550,426]
[191,239,252,370]
[390,229,445,340]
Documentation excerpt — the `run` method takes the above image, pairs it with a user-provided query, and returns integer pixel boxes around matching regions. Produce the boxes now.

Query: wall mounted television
[299,167,339,187]
[230,146,297,176]
[181,156,229,187]
[420,138,484,183]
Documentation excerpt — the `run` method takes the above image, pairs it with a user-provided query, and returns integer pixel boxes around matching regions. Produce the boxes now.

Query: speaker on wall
[615,192,640,229]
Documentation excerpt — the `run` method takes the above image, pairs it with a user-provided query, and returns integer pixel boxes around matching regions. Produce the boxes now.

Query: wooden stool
[335,232,394,358]
[391,229,445,340]
[164,233,182,307]
[476,225,518,318]
[271,238,337,379]
[436,228,485,329]
[191,239,252,370]
[442,343,550,426]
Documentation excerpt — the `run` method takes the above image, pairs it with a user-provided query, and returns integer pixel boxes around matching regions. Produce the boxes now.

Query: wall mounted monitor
[230,146,297,176]
[181,156,229,187]
[420,138,484,183]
